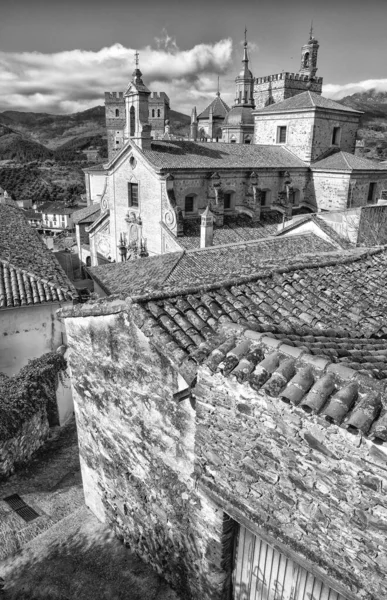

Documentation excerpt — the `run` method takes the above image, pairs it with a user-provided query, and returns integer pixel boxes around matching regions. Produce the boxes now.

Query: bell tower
[124,51,152,149]
[234,28,255,107]
[299,22,319,79]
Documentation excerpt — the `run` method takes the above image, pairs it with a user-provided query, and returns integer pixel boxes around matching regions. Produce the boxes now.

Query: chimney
[190,107,198,141]
[200,206,214,248]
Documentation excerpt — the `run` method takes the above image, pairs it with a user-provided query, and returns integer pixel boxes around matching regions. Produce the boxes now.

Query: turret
[124,51,152,150]
[299,22,319,79]
[234,28,255,107]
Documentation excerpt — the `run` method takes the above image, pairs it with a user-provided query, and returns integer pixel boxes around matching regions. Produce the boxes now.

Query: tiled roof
[197,327,387,444]
[0,259,73,308]
[133,247,387,375]
[179,212,285,249]
[0,204,75,295]
[83,163,107,172]
[140,141,308,170]
[276,214,353,250]
[89,233,336,296]
[197,95,230,120]
[40,202,82,215]
[312,151,387,171]
[254,91,362,114]
[72,203,101,224]
[23,210,42,220]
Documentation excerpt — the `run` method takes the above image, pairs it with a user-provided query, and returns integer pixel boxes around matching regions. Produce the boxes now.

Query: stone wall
[254,73,323,109]
[64,304,230,600]
[0,409,49,478]
[312,171,351,211]
[194,358,387,600]
[254,110,359,163]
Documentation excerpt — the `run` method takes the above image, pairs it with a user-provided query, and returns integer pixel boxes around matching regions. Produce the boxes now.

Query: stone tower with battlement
[149,92,170,139]
[105,92,126,160]
[254,31,323,110]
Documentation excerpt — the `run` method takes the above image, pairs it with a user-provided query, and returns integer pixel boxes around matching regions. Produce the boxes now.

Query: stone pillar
[200,206,214,248]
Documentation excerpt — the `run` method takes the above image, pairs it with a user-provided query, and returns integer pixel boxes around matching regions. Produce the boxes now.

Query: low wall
[0,351,68,478]
[0,408,49,477]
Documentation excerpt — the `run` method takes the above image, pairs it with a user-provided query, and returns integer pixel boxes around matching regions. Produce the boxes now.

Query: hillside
[338,90,387,160]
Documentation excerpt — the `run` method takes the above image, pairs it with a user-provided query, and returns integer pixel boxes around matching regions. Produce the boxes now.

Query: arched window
[152,109,155,118]
[185,194,196,213]
[157,109,161,118]
[86,256,91,267]
[115,109,120,117]
[303,52,310,68]
[223,192,233,210]
[129,106,135,136]
[244,137,251,145]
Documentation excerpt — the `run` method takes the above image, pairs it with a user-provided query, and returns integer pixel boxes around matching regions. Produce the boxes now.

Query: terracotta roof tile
[89,233,336,296]
[0,260,74,308]
[72,203,101,224]
[141,141,308,170]
[199,330,387,445]
[254,91,362,115]
[312,151,387,171]
[134,247,387,376]
[0,203,76,295]
[197,96,230,120]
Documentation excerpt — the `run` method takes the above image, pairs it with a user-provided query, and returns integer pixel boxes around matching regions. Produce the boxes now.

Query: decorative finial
[134,50,139,68]
[244,26,247,46]
[216,76,220,97]
[309,20,314,40]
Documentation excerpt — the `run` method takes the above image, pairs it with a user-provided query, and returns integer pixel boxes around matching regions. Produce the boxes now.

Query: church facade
[83,39,387,267]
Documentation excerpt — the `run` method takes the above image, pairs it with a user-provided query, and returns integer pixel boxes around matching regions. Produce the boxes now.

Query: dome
[223,106,254,127]
[238,67,253,79]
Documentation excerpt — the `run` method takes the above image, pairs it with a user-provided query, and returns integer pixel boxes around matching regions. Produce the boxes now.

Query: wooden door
[233,526,347,600]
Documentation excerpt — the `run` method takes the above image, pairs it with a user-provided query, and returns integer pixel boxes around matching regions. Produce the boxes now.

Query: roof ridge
[130,246,386,304]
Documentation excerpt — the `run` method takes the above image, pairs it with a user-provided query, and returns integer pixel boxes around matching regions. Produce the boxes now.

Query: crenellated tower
[254,27,323,110]
[105,92,126,161]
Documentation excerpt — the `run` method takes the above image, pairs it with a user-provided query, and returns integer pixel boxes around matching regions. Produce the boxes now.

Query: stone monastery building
[82,30,387,267]
[62,29,387,600]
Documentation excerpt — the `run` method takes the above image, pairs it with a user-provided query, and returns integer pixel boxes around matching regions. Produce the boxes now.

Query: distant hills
[338,89,387,160]
[0,91,386,203]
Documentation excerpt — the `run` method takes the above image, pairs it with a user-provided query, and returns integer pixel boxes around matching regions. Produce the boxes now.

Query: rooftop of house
[178,211,308,250]
[23,210,42,220]
[197,95,230,120]
[312,150,387,171]
[276,214,354,249]
[72,203,101,224]
[254,91,362,115]
[130,246,387,378]
[0,203,76,299]
[195,326,387,445]
[140,140,308,171]
[89,232,337,296]
[40,202,82,216]
[0,259,74,308]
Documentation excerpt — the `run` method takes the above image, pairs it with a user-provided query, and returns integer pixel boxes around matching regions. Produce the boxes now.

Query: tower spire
[309,20,314,40]
[216,76,220,97]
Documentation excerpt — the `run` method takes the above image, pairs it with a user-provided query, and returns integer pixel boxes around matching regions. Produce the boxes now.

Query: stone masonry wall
[0,408,49,478]
[254,75,323,109]
[64,304,230,600]
[194,357,387,600]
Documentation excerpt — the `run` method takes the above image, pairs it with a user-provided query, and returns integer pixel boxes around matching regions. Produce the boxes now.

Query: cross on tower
[134,50,139,67]
[244,26,247,45]
[309,20,314,40]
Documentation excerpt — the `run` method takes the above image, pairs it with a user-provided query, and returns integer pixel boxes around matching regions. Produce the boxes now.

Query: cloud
[323,78,387,100]
[0,37,234,115]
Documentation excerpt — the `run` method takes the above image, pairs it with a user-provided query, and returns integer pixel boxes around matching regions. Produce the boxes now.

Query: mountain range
[0,90,386,202]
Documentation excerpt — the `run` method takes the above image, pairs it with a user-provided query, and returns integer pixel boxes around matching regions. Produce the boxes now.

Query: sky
[0,0,386,115]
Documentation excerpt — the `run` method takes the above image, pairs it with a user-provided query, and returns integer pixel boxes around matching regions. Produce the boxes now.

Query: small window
[277,126,287,144]
[115,109,120,117]
[367,182,377,204]
[230,139,237,144]
[157,109,161,118]
[152,109,155,118]
[244,139,251,145]
[332,127,341,146]
[185,195,194,213]
[116,140,120,145]
[261,191,267,206]
[224,193,232,210]
[128,183,139,208]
